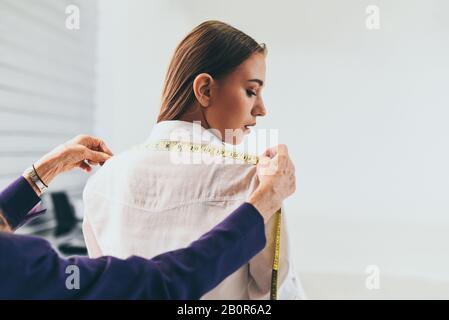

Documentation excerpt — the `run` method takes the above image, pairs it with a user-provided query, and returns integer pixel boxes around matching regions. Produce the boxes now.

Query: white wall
[95,0,192,152]
[96,0,449,298]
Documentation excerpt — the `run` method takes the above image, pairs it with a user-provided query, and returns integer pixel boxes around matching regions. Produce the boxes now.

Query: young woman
[83,21,304,299]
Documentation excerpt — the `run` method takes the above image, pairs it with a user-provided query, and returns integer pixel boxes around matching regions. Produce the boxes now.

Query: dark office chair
[50,192,87,256]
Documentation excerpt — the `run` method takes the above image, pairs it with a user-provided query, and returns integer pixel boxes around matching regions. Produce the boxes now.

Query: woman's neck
[178,104,210,129]
[177,104,227,144]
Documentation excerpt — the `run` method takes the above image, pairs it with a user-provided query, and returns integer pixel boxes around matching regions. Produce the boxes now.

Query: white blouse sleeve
[82,212,104,258]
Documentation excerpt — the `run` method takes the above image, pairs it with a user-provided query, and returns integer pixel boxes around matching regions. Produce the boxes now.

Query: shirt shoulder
[83,147,259,211]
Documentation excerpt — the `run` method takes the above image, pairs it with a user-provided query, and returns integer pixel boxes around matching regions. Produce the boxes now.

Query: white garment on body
[82,120,305,299]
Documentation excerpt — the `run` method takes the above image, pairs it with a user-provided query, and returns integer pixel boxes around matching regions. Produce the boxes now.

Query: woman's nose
[253,100,267,117]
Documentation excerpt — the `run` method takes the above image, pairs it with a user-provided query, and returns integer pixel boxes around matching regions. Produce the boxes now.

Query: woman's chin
[221,127,248,145]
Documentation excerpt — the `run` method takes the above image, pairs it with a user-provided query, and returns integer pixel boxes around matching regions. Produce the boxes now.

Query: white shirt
[82,120,305,299]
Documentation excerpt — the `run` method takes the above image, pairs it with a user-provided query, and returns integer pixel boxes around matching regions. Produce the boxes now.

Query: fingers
[261,144,290,171]
[83,147,112,165]
[87,160,99,166]
[262,144,288,159]
[275,144,289,167]
[253,143,297,210]
[74,135,114,156]
[78,161,92,173]
[258,155,271,167]
[96,139,114,156]
[262,144,288,158]
[262,146,277,158]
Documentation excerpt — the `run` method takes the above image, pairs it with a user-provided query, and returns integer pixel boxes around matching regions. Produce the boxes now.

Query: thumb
[257,155,275,176]
[263,147,277,159]
[258,155,271,168]
[83,148,112,164]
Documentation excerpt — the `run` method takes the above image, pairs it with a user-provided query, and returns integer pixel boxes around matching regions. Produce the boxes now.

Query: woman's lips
[243,124,255,133]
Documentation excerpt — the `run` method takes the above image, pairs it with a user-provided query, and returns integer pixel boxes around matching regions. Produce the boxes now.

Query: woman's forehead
[228,53,266,83]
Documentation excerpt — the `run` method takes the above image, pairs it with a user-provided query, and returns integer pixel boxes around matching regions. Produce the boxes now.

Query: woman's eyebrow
[248,79,264,86]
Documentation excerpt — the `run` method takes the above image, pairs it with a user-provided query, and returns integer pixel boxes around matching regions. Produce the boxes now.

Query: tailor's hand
[25,135,113,195]
[247,144,296,223]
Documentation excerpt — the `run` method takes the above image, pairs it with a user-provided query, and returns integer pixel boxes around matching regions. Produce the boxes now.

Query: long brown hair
[157,20,266,122]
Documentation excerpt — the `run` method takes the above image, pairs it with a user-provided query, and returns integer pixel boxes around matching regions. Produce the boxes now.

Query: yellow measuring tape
[142,140,259,165]
[270,208,282,300]
[139,140,282,300]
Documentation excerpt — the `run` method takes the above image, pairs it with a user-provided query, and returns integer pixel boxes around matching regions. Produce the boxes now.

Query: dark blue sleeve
[0,203,266,299]
[0,176,45,230]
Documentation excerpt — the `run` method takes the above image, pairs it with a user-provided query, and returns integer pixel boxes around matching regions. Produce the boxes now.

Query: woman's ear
[193,73,213,108]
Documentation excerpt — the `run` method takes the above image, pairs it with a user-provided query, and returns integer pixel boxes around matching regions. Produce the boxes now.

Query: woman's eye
[246,89,257,97]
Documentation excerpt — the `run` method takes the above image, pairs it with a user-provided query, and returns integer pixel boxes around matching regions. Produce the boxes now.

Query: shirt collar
[147,120,225,147]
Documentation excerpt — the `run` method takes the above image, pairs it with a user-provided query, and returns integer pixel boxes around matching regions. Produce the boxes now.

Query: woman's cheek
[232,104,248,128]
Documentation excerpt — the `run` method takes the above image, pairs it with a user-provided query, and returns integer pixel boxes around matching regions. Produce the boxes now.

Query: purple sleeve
[0,176,46,230]
[0,203,266,299]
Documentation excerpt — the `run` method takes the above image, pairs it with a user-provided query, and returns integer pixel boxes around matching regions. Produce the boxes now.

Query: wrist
[33,156,59,186]
[247,186,281,223]
[0,212,12,233]
[22,173,42,196]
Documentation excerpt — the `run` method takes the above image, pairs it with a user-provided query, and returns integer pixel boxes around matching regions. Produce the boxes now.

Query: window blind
[0,0,97,199]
